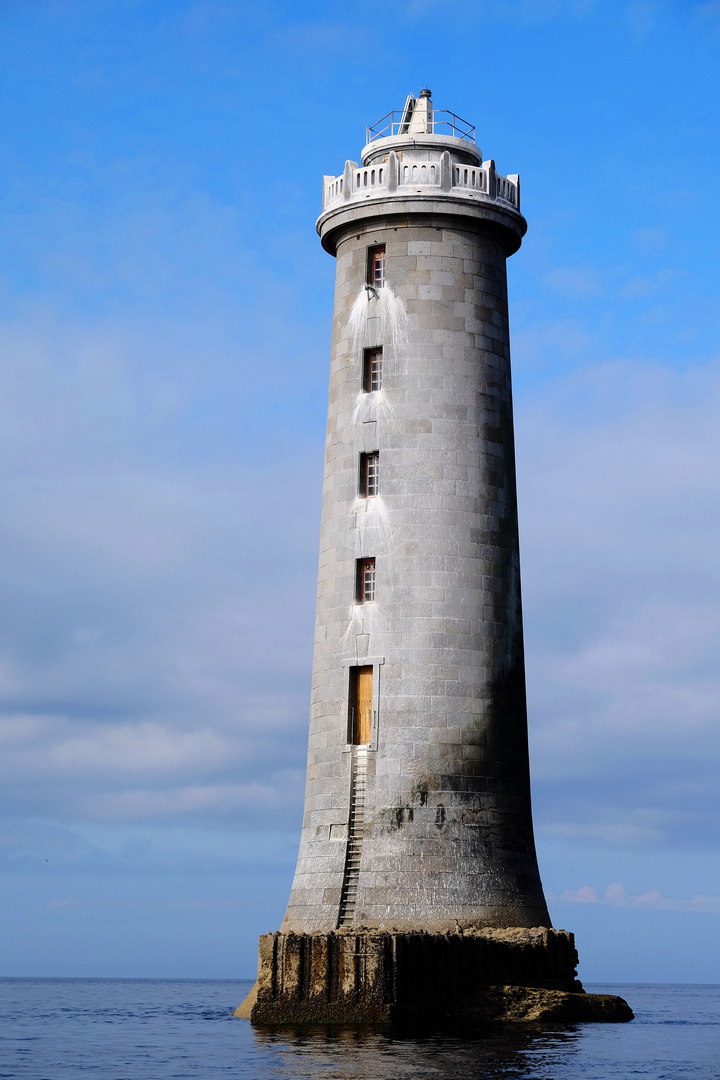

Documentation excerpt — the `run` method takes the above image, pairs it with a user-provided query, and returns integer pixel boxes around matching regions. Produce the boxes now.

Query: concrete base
[233,981,258,1019]
[245,927,633,1025]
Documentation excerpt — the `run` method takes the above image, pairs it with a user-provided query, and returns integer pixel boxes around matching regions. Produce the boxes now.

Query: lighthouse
[243,93,632,1025]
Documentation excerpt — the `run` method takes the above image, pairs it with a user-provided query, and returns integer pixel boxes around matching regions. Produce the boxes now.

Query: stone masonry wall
[282,211,548,934]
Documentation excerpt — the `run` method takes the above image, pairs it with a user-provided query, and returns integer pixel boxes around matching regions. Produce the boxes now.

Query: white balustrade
[325,177,344,202]
[353,165,385,191]
[452,164,486,192]
[322,159,519,211]
[399,162,438,186]
[495,174,517,206]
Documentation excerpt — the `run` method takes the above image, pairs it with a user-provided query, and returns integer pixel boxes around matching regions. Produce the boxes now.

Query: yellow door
[354,666,373,744]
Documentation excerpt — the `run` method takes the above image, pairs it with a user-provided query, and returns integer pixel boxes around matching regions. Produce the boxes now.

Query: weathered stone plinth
[245,927,633,1025]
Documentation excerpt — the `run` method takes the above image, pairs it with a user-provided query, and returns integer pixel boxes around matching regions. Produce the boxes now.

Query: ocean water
[0,979,719,1079]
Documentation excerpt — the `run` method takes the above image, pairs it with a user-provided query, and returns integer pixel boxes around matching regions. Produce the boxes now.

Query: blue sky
[0,0,719,982]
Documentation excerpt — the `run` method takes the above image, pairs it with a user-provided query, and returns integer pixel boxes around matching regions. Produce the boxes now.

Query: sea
[0,979,718,1079]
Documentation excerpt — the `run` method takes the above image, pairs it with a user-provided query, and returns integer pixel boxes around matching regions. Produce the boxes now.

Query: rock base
[245,927,633,1025]
[450,984,633,1024]
[251,984,632,1025]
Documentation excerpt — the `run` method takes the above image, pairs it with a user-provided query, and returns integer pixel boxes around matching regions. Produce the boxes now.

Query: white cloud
[401,0,597,22]
[625,0,671,38]
[87,778,303,821]
[511,318,598,374]
[46,896,238,910]
[543,267,604,298]
[0,299,321,830]
[632,227,669,254]
[0,718,242,776]
[543,811,671,847]
[560,880,720,912]
[620,268,684,299]
[691,1,720,29]
[517,353,720,845]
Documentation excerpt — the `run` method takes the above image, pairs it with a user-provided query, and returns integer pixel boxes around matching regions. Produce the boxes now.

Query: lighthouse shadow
[252,1022,581,1079]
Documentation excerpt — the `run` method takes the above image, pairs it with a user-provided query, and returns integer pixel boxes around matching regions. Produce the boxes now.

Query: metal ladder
[338,745,368,927]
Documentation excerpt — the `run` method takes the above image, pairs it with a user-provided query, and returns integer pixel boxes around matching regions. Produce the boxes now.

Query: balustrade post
[343,159,357,201]
[440,150,452,193]
[387,151,398,193]
[322,175,334,211]
[507,173,520,211]
[483,158,496,199]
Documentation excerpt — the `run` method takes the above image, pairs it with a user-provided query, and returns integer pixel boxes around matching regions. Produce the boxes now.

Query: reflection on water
[1,980,718,1079]
[253,1022,581,1080]
[251,984,720,1080]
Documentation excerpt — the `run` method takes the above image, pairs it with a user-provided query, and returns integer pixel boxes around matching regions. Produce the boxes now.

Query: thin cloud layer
[2,323,719,853]
[0,311,319,831]
[517,356,720,849]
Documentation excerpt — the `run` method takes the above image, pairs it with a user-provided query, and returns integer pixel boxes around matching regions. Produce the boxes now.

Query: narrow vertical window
[348,665,373,745]
[363,347,382,392]
[356,557,376,603]
[359,452,379,498]
[367,245,386,289]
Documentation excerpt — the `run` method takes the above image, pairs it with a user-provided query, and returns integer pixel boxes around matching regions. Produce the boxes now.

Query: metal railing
[366,109,475,144]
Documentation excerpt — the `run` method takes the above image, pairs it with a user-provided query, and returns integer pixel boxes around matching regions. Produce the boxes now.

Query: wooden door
[353,666,373,744]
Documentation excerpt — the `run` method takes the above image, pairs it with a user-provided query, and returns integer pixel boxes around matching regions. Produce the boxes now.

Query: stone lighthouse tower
[244,93,632,1025]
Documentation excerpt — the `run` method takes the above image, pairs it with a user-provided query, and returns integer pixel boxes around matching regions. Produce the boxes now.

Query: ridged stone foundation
[241,928,633,1025]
